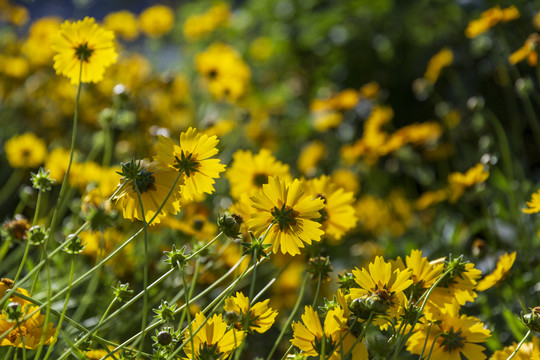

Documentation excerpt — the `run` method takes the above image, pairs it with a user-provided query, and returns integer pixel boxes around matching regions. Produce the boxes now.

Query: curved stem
[506,330,531,360]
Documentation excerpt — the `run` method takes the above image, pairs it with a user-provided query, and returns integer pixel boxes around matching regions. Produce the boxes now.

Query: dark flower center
[271,203,298,231]
[74,42,94,62]
[253,173,268,187]
[440,327,465,353]
[174,151,199,177]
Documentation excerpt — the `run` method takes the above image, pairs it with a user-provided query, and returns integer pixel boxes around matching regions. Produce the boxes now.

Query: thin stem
[418,323,433,360]
[179,265,195,359]
[0,169,23,206]
[266,273,310,360]
[32,188,43,227]
[15,321,26,360]
[506,330,531,360]
[312,273,322,307]
[424,334,443,360]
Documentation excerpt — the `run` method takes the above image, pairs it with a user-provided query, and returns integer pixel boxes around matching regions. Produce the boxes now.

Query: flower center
[271,204,298,231]
[440,327,465,353]
[174,151,199,177]
[133,168,156,193]
[196,342,223,360]
[253,173,268,187]
[74,42,94,62]
[7,326,28,343]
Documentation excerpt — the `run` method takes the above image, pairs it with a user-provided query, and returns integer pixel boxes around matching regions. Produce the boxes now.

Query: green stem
[102,124,113,167]
[266,273,309,360]
[424,334,443,360]
[0,169,23,206]
[33,243,53,359]
[506,330,531,360]
[179,265,195,360]
[32,188,43,226]
[312,273,322,307]
[342,313,373,359]
[16,321,26,360]
[418,323,433,359]
[43,255,75,360]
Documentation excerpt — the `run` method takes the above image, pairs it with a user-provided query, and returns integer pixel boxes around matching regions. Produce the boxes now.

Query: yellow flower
[224,292,278,333]
[155,127,225,202]
[21,16,62,66]
[509,34,540,66]
[476,252,516,291]
[415,188,449,211]
[524,189,540,214]
[448,163,489,202]
[490,336,540,360]
[331,169,360,195]
[0,299,56,349]
[424,47,453,84]
[139,5,175,38]
[305,175,357,243]
[103,10,139,41]
[349,256,413,329]
[226,149,291,200]
[5,132,47,169]
[183,3,229,41]
[247,176,325,256]
[183,312,245,359]
[403,249,445,293]
[291,305,368,360]
[114,160,182,224]
[406,311,491,360]
[51,17,117,85]
[297,140,326,177]
[465,5,520,39]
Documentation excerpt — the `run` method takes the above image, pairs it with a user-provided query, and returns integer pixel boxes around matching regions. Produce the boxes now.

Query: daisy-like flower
[291,305,368,360]
[523,189,540,214]
[4,133,47,169]
[305,175,357,243]
[223,292,278,333]
[476,252,516,291]
[397,250,445,299]
[155,128,226,202]
[51,17,117,84]
[490,336,540,360]
[114,160,181,225]
[406,310,491,360]
[183,312,245,359]
[226,149,291,200]
[448,163,489,202]
[349,256,413,329]
[247,176,325,256]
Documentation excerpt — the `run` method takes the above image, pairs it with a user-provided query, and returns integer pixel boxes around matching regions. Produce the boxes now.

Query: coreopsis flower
[297,140,326,177]
[223,292,277,333]
[155,128,226,202]
[114,160,182,225]
[406,310,491,360]
[510,34,540,66]
[183,312,245,359]
[183,2,229,41]
[305,175,357,243]
[291,305,368,360]
[0,297,56,349]
[4,133,47,169]
[139,5,175,38]
[226,149,291,200]
[397,250,445,299]
[423,47,453,84]
[476,252,516,291]
[524,189,540,214]
[21,16,61,66]
[51,17,117,84]
[247,176,325,256]
[490,336,540,360]
[465,5,520,39]
[103,10,139,41]
[348,256,413,329]
[448,163,489,202]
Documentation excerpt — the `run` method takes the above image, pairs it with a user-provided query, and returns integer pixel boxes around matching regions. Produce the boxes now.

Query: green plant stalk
[33,243,53,359]
[43,255,75,360]
[506,330,531,360]
[177,257,200,330]
[418,323,433,359]
[341,313,373,359]
[0,169,23,206]
[424,333,443,360]
[102,123,113,167]
[2,347,13,360]
[312,273,322,307]
[16,320,26,360]
[179,265,195,359]
[266,273,310,360]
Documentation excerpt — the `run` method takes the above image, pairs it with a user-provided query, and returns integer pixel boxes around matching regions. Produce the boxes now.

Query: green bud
[25,225,48,246]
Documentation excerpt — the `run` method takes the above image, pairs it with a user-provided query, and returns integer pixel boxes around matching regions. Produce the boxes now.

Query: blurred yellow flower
[465,5,520,39]
[226,149,291,200]
[424,47,453,84]
[183,312,245,359]
[509,34,539,66]
[22,16,61,66]
[490,336,540,360]
[0,1,29,26]
[5,133,47,169]
[524,189,540,214]
[448,163,489,202]
[103,10,139,41]
[183,3,229,41]
[248,176,325,256]
[0,55,29,78]
[224,292,278,333]
[155,127,225,201]
[51,17,117,84]
[476,252,516,291]
[297,140,326,177]
[139,5,174,38]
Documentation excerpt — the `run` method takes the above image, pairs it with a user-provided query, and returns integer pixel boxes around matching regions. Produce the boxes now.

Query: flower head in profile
[223,292,277,333]
[305,175,357,243]
[523,189,540,214]
[465,5,520,39]
[155,128,226,202]
[291,305,368,360]
[247,176,325,256]
[226,149,291,200]
[476,252,516,291]
[51,17,117,84]
[5,133,47,169]
[183,312,245,359]
[448,163,489,202]
[349,256,413,328]
[114,160,181,225]
[406,310,491,360]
